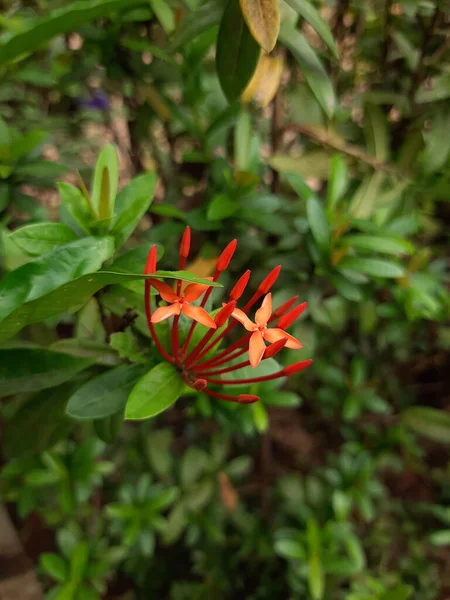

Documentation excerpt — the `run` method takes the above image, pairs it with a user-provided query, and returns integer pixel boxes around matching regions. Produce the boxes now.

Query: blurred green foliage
[0,0,449,598]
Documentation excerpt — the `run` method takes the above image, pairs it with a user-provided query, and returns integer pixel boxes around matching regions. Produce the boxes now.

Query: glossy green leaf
[110,243,164,273]
[279,22,335,116]
[0,269,220,343]
[91,144,119,220]
[284,0,338,57]
[125,362,184,420]
[9,222,78,256]
[0,236,114,324]
[307,195,330,251]
[67,363,146,419]
[338,257,404,278]
[0,0,144,65]
[216,0,261,103]
[110,172,156,249]
[0,348,93,398]
[401,407,450,445]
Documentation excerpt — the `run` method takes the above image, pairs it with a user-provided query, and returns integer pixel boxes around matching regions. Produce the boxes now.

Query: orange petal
[183,279,212,302]
[182,304,217,329]
[249,331,266,368]
[255,293,272,327]
[264,327,302,349]
[151,302,181,323]
[231,308,256,331]
[149,279,179,303]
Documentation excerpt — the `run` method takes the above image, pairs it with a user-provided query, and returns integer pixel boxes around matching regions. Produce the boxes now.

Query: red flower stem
[202,388,248,403]
[192,346,248,372]
[196,359,251,377]
[171,314,181,362]
[144,281,174,363]
[181,268,220,355]
[184,328,217,368]
[202,371,287,385]
[194,332,251,367]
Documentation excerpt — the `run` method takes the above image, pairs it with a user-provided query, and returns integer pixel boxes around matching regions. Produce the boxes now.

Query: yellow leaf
[240,0,280,53]
[242,53,283,107]
[179,255,217,292]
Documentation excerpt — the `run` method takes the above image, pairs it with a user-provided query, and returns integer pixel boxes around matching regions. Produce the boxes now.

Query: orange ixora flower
[231,293,302,367]
[149,279,216,329]
[144,226,312,405]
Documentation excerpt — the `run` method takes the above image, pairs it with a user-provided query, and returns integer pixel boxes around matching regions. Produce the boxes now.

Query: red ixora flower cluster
[144,227,312,405]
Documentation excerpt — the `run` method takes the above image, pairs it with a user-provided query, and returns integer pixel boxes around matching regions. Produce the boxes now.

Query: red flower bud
[264,337,288,359]
[258,265,281,293]
[144,245,157,274]
[215,301,236,327]
[180,226,191,259]
[273,295,299,318]
[277,302,308,329]
[237,394,260,404]
[230,270,251,301]
[216,239,237,272]
[193,378,207,391]
[282,360,313,376]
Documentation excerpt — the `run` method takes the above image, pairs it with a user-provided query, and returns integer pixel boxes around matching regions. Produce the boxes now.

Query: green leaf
[275,539,305,560]
[284,0,338,57]
[364,103,389,163]
[269,151,331,179]
[171,0,224,50]
[3,381,77,458]
[401,407,450,445]
[340,234,414,255]
[207,193,239,221]
[110,243,164,273]
[57,182,93,235]
[109,331,145,362]
[70,542,89,584]
[0,236,115,324]
[91,144,119,220]
[0,0,145,65]
[180,447,208,487]
[429,530,450,546]
[66,364,146,420]
[93,412,123,444]
[263,390,302,407]
[240,0,280,53]
[216,0,261,103]
[125,363,184,420]
[0,348,93,398]
[234,108,252,173]
[0,270,219,343]
[415,74,450,104]
[279,22,335,116]
[149,0,174,33]
[327,154,348,212]
[308,553,324,600]
[40,553,67,583]
[338,257,404,278]
[110,172,156,249]
[307,196,330,251]
[9,222,78,256]
[329,271,363,302]
[252,401,269,432]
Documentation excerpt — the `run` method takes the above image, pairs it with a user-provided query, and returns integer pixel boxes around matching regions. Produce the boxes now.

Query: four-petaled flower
[149,279,216,329]
[232,293,302,367]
